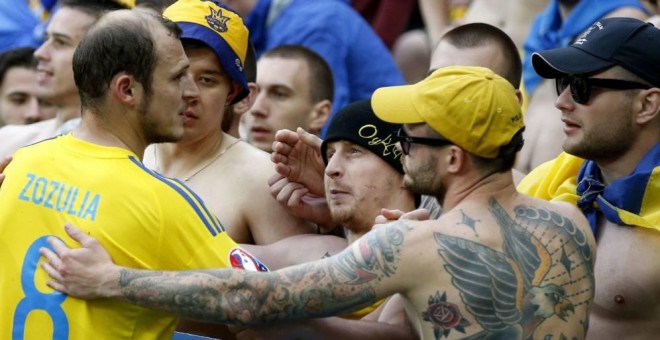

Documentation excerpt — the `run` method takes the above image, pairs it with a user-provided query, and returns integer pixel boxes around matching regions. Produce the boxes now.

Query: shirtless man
[518,17,660,339]
[41,66,596,339]
[515,0,649,173]
[243,44,333,153]
[0,0,131,158]
[144,0,313,245]
[239,99,416,339]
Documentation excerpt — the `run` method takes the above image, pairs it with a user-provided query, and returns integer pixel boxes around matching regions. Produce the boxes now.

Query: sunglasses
[556,75,651,105]
[396,128,453,155]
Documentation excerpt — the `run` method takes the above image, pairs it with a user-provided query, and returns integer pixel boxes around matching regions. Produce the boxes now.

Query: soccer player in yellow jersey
[0,9,264,339]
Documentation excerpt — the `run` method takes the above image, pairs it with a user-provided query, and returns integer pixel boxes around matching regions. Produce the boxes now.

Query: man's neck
[593,138,659,185]
[74,109,148,159]
[153,131,236,179]
[440,171,517,212]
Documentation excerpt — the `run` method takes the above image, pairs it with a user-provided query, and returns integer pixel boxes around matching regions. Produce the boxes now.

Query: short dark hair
[136,0,176,13]
[441,23,522,89]
[73,11,181,110]
[262,44,334,103]
[0,47,36,87]
[60,0,132,19]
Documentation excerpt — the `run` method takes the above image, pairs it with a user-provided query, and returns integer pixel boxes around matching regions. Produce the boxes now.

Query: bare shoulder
[0,123,48,158]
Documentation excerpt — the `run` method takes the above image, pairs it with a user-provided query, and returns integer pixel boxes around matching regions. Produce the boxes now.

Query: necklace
[155,139,242,182]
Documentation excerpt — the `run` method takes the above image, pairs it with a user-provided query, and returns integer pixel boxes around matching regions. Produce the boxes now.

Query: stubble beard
[563,107,635,163]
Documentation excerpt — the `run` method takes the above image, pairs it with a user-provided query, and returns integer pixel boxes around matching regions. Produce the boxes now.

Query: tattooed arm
[41,221,412,325]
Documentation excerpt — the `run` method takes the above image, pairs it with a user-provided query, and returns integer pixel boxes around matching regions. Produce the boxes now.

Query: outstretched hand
[0,156,11,186]
[270,128,325,196]
[39,223,120,299]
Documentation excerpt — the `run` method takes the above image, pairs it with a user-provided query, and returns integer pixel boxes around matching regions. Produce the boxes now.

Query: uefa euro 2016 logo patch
[206,7,230,33]
[229,248,269,272]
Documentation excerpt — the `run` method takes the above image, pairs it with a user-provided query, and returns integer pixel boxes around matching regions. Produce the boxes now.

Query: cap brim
[178,23,250,104]
[371,84,425,125]
[532,46,614,79]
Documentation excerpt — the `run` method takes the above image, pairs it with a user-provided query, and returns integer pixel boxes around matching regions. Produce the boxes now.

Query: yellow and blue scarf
[518,145,660,234]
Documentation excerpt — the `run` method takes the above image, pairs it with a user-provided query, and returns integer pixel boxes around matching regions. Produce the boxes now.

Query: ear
[232,82,258,115]
[444,145,466,174]
[110,72,141,106]
[307,99,331,135]
[514,89,524,107]
[636,88,660,125]
[224,80,244,107]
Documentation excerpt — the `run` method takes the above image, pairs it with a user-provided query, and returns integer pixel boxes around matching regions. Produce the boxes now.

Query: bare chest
[593,221,660,317]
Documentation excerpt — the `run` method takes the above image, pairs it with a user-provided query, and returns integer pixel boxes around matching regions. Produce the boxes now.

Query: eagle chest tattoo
[424,198,594,339]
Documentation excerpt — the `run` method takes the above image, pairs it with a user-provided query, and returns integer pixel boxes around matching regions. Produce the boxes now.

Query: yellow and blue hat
[164,0,250,104]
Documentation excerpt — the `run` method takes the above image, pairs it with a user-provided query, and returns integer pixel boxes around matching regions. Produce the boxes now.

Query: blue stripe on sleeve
[128,156,222,236]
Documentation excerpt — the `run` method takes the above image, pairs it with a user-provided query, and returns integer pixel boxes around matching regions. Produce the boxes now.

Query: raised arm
[271,128,326,196]
[41,221,412,325]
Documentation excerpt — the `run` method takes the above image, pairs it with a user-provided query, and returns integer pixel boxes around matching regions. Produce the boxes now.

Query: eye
[198,76,216,85]
[9,94,29,105]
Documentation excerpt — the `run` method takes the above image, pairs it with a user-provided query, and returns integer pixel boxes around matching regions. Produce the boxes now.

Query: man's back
[395,193,595,339]
[0,135,246,338]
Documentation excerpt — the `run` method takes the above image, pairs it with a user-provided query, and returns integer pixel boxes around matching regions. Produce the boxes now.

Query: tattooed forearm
[332,221,409,284]
[116,224,410,325]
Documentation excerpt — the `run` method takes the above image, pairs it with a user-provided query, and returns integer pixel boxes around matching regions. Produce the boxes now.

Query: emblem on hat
[206,7,230,33]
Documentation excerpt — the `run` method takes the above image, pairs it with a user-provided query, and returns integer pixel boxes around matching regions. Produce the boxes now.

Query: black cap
[321,100,403,174]
[532,17,660,87]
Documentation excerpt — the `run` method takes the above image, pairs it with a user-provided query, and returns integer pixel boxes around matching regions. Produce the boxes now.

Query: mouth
[36,68,53,83]
[180,108,198,125]
[328,188,350,200]
[561,117,581,134]
[250,126,271,140]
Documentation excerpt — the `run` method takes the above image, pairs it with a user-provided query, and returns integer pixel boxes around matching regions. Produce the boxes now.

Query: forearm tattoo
[117,221,412,325]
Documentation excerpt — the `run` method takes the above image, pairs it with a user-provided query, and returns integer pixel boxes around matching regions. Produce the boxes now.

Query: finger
[40,260,65,283]
[276,182,305,203]
[380,208,404,220]
[297,127,322,149]
[268,176,289,198]
[267,172,285,187]
[400,208,431,221]
[270,150,288,165]
[374,214,389,224]
[45,278,68,294]
[287,187,309,208]
[64,222,95,247]
[274,129,299,146]
[46,235,71,256]
[271,141,293,157]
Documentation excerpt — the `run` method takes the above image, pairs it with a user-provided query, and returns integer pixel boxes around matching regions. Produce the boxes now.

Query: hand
[374,208,431,224]
[268,173,332,225]
[39,222,120,299]
[271,128,325,196]
[0,156,11,186]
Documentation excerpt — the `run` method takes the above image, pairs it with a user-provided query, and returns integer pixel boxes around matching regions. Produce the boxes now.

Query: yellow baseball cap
[372,66,524,159]
[115,0,135,8]
[164,0,250,104]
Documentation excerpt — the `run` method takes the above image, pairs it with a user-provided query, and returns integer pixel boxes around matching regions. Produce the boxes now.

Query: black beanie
[321,100,403,174]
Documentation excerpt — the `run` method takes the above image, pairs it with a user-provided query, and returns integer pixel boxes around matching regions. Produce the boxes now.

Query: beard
[403,153,442,199]
[563,105,635,163]
[139,93,183,144]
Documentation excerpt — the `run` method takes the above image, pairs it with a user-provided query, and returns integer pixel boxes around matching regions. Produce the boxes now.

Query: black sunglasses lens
[396,129,410,155]
[571,76,589,104]
[556,77,569,96]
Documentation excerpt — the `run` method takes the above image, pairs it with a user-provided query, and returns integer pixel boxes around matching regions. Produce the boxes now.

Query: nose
[324,153,343,179]
[34,41,50,62]
[555,83,575,112]
[249,90,269,118]
[22,97,41,124]
[181,72,200,102]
